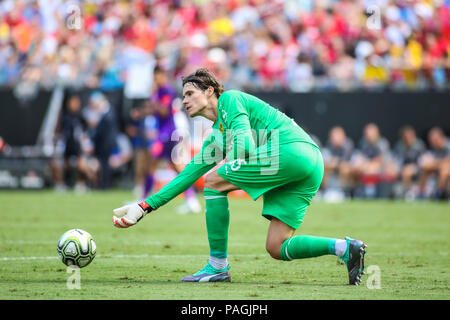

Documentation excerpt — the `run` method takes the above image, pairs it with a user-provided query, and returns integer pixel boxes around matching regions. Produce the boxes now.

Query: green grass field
[0,190,449,300]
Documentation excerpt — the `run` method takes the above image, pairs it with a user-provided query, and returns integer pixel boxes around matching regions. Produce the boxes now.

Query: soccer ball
[57,229,96,268]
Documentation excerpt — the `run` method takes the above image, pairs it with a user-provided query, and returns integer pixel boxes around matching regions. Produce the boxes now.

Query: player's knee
[204,172,219,190]
[265,241,282,260]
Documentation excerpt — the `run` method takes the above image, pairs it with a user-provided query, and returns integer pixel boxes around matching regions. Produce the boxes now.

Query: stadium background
[1,0,450,303]
[0,0,449,202]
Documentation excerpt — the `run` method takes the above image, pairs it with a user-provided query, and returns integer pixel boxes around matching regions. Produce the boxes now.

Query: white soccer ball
[57,229,96,268]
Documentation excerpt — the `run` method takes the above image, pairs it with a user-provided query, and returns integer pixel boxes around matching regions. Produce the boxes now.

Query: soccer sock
[280,235,337,261]
[209,255,228,270]
[204,188,230,263]
[334,239,348,257]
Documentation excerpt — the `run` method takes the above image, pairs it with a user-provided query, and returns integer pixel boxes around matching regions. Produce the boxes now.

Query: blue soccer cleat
[181,262,231,282]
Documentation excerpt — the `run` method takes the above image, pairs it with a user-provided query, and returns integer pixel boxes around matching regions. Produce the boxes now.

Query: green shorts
[217,141,324,230]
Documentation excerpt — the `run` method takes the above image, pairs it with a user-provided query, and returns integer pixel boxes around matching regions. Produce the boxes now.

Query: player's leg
[261,143,367,285]
[264,182,367,285]
[263,184,341,262]
[181,170,238,282]
[279,233,367,286]
[203,171,239,266]
[265,217,295,259]
[203,170,240,193]
[266,216,353,263]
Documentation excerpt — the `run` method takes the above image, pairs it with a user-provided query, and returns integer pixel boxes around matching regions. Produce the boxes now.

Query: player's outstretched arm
[147,137,220,208]
[112,133,221,228]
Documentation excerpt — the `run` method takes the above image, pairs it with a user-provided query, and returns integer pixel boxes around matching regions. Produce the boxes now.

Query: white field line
[0,240,163,245]
[0,253,267,262]
[0,240,262,247]
[1,251,441,262]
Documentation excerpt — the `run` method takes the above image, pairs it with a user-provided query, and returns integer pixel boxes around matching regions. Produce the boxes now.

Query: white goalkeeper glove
[112,201,154,228]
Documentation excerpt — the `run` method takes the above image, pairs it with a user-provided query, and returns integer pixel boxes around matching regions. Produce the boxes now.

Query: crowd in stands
[319,123,450,201]
[50,89,130,192]
[50,81,450,201]
[1,0,449,200]
[1,0,450,95]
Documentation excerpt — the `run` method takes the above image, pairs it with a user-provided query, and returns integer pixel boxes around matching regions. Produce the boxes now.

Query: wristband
[138,200,153,214]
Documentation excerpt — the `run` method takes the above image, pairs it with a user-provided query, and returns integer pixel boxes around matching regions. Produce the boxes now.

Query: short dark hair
[399,125,415,137]
[182,68,224,98]
[429,126,445,137]
[153,65,164,74]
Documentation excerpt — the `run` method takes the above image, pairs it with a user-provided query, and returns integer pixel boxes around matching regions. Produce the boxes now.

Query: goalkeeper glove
[112,201,154,228]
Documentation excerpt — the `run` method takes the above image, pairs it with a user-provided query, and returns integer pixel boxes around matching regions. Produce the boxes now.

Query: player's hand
[112,201,154,228]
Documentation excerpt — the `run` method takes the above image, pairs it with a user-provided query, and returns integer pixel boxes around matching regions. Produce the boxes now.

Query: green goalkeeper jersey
[145,90,317,210]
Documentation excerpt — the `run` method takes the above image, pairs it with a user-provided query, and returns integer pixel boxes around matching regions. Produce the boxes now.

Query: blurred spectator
[125,103,158,200]
[393,125,426,199]
[0,0,449,92]
[286,52,315,92]
[0,136,6,152]
[76,131,100,192]
[321,126,354,200]
[109,132,134,179]
[51,94,85,191]
[145,66,201,214]
[418,127,450,200]
[61,95,84,163]
[85,91,118,189]
[352,123,388,175]
[351,123,397,198]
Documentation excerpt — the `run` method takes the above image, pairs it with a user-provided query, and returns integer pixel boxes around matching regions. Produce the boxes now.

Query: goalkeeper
[113,68,367,285]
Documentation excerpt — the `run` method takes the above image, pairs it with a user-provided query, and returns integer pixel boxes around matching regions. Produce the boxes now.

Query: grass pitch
[0,190,449,300]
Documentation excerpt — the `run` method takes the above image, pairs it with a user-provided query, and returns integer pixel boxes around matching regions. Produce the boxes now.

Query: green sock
[204,188,229,259]
[280,235,337,261]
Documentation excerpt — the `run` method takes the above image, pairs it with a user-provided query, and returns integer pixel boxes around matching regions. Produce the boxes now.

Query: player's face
[182,82,208,117]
